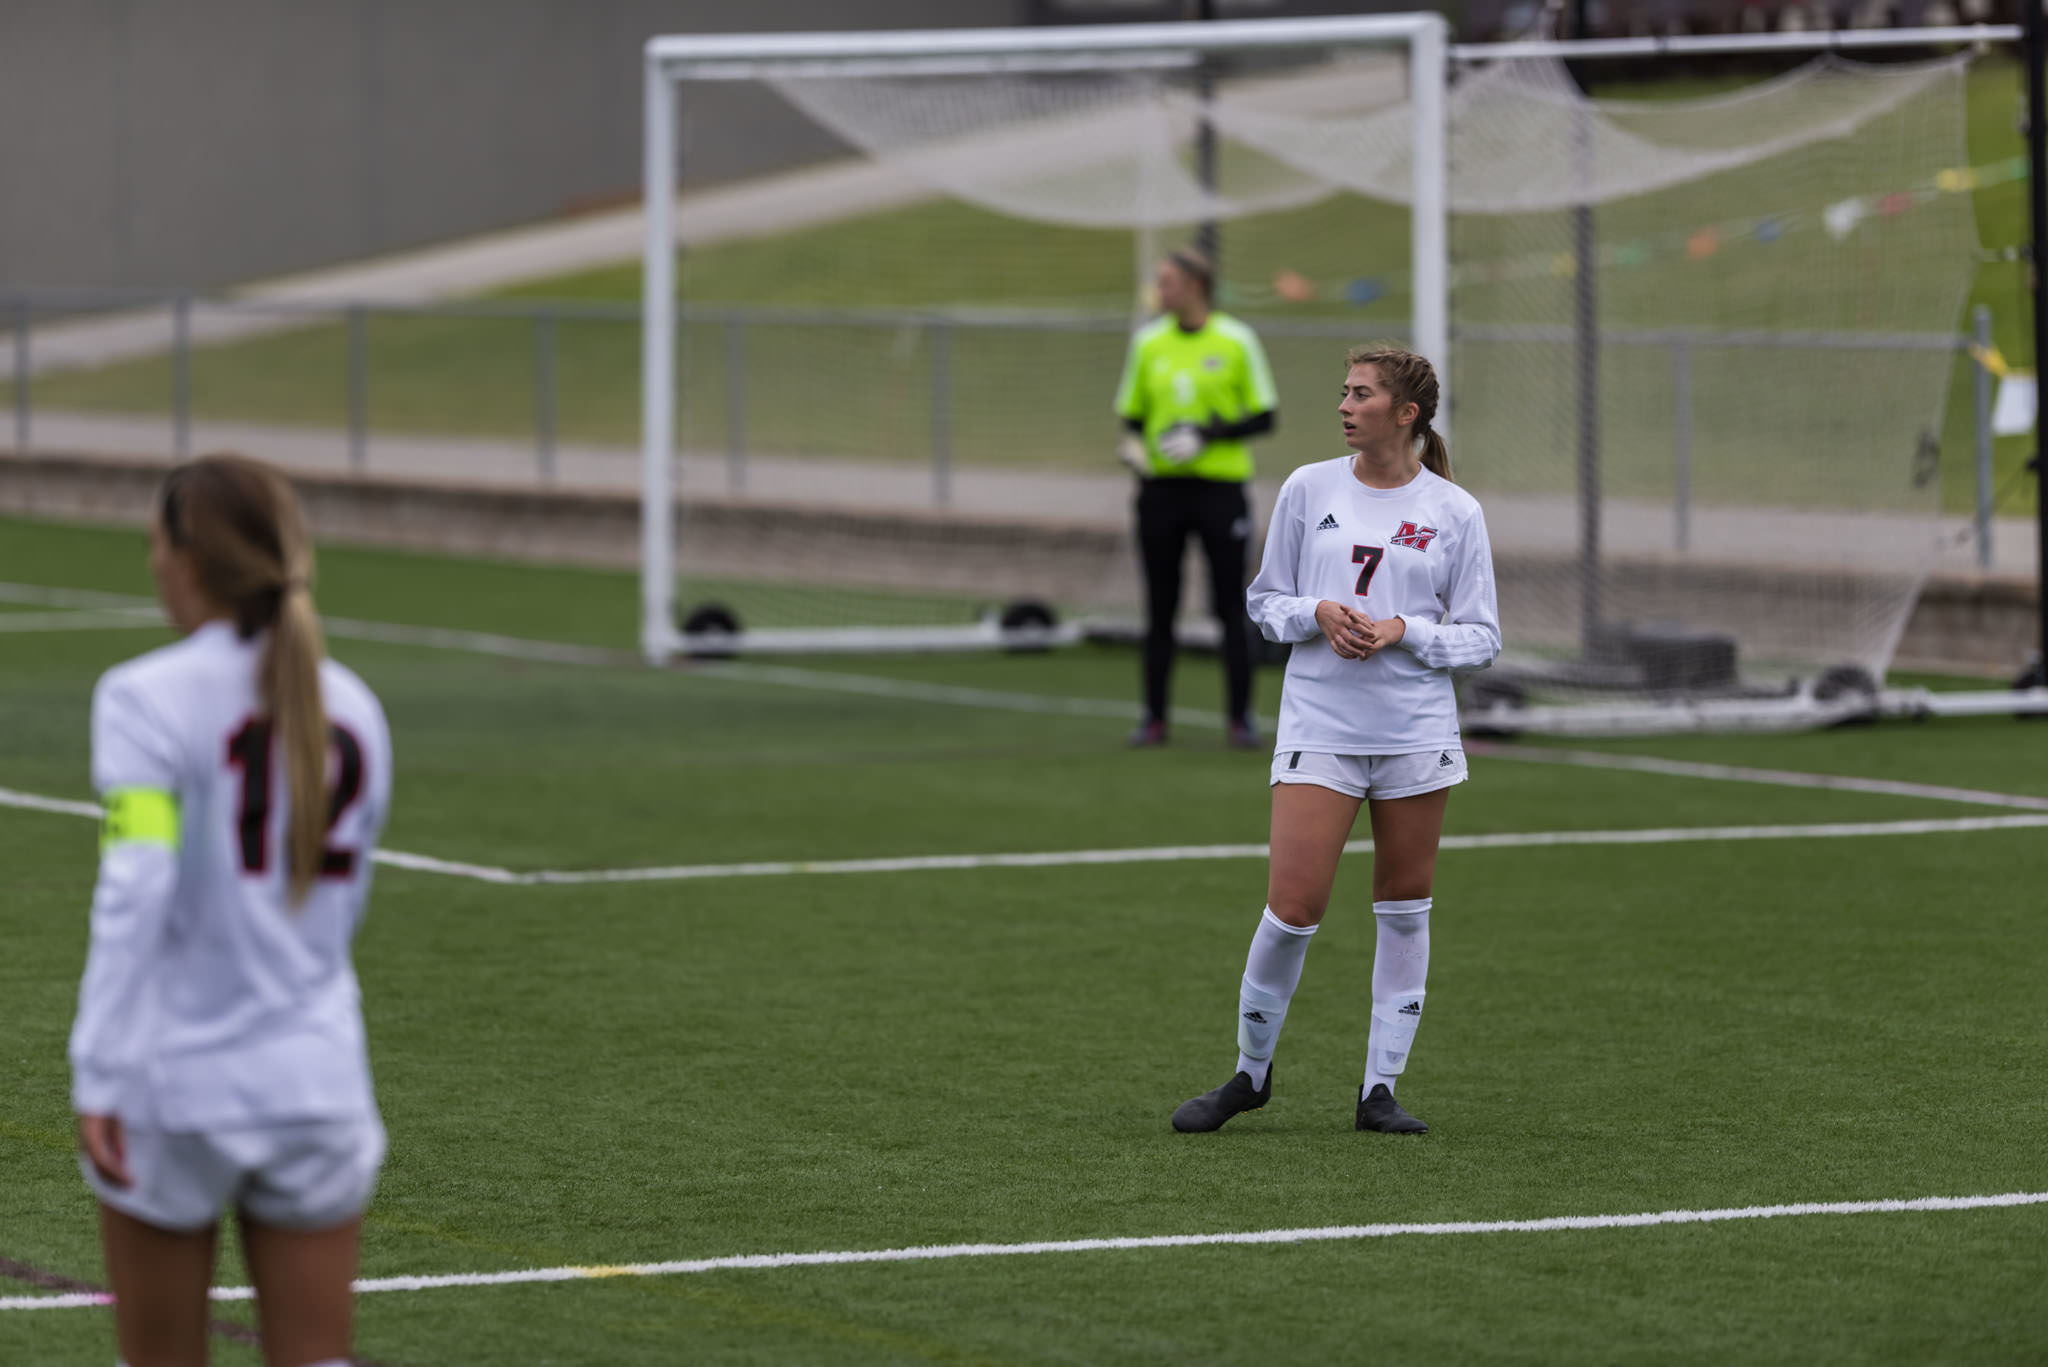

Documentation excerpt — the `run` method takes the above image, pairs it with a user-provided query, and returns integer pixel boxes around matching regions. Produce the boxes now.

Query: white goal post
[633,15,2039,734]
[638,15,1451,665]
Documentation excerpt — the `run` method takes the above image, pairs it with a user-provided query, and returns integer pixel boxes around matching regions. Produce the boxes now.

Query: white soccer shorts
[81,1113,386,1233]
[1270,747,1468,800]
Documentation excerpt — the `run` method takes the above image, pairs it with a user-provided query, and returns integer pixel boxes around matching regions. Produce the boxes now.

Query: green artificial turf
[1,518,2043,1364]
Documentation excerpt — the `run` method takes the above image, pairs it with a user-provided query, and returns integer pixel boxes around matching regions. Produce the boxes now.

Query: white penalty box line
[380,812,2048,885]
[3,1190,2044,1311]
[4,785,2047,886]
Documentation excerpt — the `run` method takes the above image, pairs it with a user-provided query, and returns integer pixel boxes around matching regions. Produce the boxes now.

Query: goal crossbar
[1453,23,2019,63]
[648,15,1451,75]
[640,15,1451,664]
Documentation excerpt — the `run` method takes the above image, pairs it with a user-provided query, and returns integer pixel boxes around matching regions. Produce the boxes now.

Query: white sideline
[0,609,159,633]
[8,579,2048,834]
[12,578,2048,809]
[3,1190,2043,1311]
[1478,743,2048,814]
[5,786,2047,885]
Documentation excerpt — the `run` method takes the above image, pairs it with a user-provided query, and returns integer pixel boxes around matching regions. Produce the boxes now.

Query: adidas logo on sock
[1399,1000,1422,1015]
[1242,1010,1268,1023]
[1315,513,1340,531]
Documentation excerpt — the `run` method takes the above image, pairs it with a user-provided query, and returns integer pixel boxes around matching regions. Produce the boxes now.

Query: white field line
[0,609,159,633]
[503,814,2048,885]
[0,582,1197,724]
[0,788,102,820]
[1475,742,2048,814]
[7,579,2047,818]
[0,581,634,668]
[5,787,2047,884]
[3,1190,2044,1311]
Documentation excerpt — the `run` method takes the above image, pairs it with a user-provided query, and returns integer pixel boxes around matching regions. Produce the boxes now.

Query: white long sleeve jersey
[69,620,392,1131]
[1247,458,1501,755]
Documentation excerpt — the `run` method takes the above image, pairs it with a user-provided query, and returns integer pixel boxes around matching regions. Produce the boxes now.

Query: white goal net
[639,20,1981,721]
[639,16,1447,659]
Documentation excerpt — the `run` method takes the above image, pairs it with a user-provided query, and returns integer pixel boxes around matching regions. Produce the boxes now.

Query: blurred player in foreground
[1172,343,1499,1136]
[71,455,392,1367]
[1114,245,1279,749]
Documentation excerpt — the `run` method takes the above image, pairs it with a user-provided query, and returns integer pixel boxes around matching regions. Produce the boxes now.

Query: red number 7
[1352,545,1384,596]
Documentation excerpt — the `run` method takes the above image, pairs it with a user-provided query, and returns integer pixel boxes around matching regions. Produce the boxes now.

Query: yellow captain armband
[100,787,180,853]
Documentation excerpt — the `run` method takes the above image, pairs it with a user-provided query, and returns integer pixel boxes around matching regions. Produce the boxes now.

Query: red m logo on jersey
[1390,521,1438,551]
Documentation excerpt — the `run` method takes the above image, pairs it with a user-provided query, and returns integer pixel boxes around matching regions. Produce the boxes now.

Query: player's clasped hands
[1314,601,1405,660]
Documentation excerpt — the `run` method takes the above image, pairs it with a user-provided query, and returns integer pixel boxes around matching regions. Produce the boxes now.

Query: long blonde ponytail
[159,455,329,906]
[266,523,328,908]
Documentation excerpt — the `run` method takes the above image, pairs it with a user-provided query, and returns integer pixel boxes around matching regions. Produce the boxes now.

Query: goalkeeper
[1113,246,1278,749]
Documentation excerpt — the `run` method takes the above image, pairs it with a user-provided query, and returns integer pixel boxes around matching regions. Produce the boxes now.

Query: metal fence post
[345,306,368,472]
[724,317,746,493]
[1972,305,1994,570]
[930,318,952,508]
[534,308,557,483]
[171,294,192,460]
[1672,335,1692,553]
[10,299,28,455]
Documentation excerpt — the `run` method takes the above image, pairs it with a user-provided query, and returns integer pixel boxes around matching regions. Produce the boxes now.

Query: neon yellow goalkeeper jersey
[1113,311,1278,482]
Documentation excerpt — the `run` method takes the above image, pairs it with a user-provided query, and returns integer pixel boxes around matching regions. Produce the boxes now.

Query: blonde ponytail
[267,585,329,907]
[1419,426,1453,482]
[159,455,330,906]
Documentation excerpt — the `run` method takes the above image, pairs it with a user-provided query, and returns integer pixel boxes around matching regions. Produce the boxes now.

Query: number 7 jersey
[1247,458,1501,756]
[70,619,393,1131]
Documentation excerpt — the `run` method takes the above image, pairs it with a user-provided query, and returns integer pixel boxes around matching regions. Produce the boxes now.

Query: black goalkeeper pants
[1135,477,1254,726]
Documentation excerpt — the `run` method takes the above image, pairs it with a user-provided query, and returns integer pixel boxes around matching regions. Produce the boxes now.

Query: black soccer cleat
[1356,1083,1428,1134]
[1171,1067,1271,1133]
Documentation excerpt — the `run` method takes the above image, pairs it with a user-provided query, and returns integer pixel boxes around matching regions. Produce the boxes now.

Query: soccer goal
[637,16,2020,729]
[638,14,1450,663]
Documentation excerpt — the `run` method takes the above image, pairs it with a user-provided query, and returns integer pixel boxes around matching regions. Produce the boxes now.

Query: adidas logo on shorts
[1438,752,1453,767]
[1315,513,1340,532]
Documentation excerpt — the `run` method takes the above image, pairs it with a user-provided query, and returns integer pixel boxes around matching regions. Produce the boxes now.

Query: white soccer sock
[1363,898,1430,1098]
[1235,907,1317,1089]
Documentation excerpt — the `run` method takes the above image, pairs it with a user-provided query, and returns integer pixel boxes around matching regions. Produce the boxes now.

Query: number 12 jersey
[70,620,393,1132]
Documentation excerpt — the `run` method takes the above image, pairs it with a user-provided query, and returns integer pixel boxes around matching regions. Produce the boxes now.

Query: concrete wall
[0,0,1013,293]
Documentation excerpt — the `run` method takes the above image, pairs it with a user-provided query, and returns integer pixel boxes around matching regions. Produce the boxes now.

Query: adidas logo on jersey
[1315,513,1340,532]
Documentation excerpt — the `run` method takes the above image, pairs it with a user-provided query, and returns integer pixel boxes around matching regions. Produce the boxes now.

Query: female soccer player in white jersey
[70,455,392,1367]
[1171,343,1499,1137]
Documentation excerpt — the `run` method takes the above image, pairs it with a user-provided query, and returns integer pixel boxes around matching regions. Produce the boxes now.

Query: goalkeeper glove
[1157,422,1205,464]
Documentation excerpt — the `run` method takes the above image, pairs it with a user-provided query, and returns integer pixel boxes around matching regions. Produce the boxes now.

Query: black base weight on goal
[678,602,742,659]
